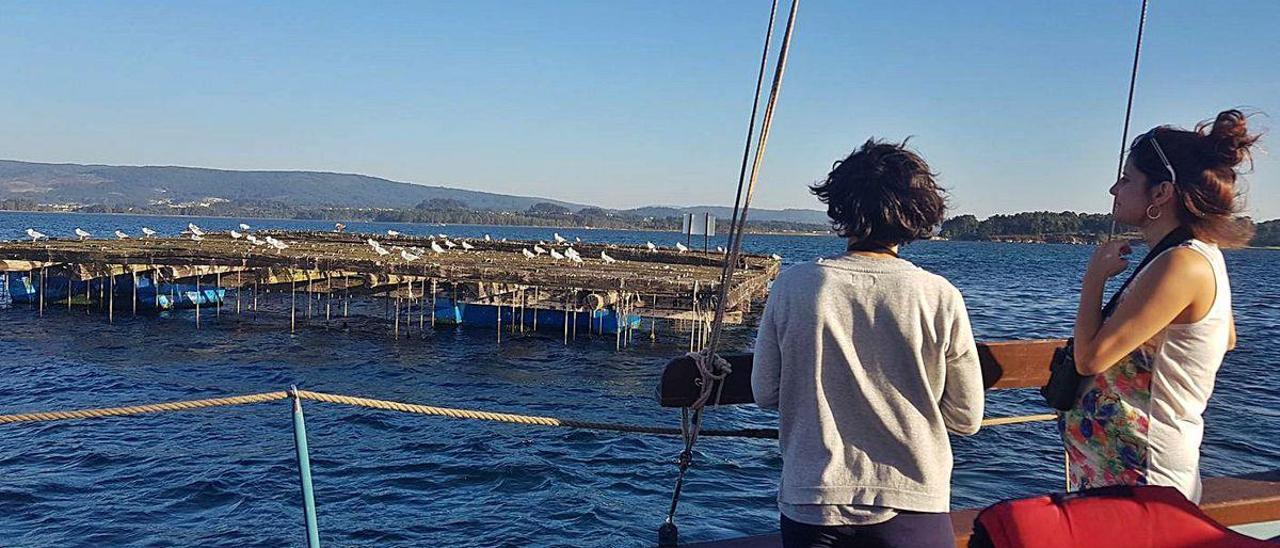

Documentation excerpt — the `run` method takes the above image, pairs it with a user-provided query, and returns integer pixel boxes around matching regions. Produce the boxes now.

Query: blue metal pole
[291,387,321,548]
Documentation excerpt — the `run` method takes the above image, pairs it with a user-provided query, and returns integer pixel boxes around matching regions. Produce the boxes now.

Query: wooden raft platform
[0,230,780,323]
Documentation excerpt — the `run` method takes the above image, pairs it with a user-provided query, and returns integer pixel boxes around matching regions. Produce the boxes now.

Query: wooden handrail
[659,339,1068,408]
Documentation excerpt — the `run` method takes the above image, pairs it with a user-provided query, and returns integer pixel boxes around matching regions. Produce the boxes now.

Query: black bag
[1041,338,1081,411]
[1040,227,1195,411]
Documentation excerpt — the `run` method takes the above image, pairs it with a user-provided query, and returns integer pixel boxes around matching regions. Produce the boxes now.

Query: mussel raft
[0,230,780,338]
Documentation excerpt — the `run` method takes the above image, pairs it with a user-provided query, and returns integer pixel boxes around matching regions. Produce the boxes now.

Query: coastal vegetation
[3,197,1277,245]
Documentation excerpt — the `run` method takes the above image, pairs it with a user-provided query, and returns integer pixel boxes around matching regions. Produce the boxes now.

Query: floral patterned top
[1058,240,1232,503]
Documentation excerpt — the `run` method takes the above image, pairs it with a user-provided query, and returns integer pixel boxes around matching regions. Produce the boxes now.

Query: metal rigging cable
[1110,0,1151,237]
[658,1,799,545]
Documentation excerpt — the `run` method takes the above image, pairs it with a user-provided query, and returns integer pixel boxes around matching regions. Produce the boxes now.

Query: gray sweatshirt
[751,253,984,515]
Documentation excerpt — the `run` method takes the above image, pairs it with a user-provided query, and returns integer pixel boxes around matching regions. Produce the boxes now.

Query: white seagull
[564,247,580,260]
[187,223,205,236]
[400,249,420,262]
[645,241,658,252]
[570,254,584,266]
[114,230,129,240]
[532,245,547,255]
[460,241,475,251]
[25,228,47,241]
[575,237,582,243]
[550,249,565,260]
[265,236,288,250]
[716,246,726,253]
[247,234,262,245]
[238,223,251,231]
[374,245,390,256]
[600,251,617,264]
[430,241,446,254]
[190,233,205,242]
[484,234,492,242]
[770,254,783,261]
[141,227,157,238]
[521,248,536,259]
[387,230,401,236]
[553,233,567,244]
[74,228,91,240]
[675,242,689,253]
[230,230,243,239]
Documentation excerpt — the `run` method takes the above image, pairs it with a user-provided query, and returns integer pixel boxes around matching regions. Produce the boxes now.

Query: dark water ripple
[0,212,1277,547]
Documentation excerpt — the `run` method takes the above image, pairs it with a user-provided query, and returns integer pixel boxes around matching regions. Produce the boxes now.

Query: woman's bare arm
[1074,247,1212,375]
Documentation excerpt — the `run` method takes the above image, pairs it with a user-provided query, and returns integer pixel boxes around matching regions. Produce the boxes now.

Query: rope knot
[687,350,732,409]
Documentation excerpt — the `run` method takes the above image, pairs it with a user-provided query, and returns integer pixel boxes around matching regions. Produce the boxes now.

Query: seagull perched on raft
[443,238,457,249]
[387,230,401,237]
[247,234,262,245]
[550,249,565,260]
[187,223,205,236]
[646,241,658,252]
[114,230,129,240]
[770,253,783,261]
[716,246,726,253]
[600,251,617,264]
[553,232,567,244]
[460,241,475,251]
[141,227,157,238]
[674,242,689,253]
[400,249,420,262]
[532,244,547,256]
[190,233,204,242]
[229,230,243,239]
[239,223,251,231]
[430,241,446,254]
[25,228,46,241]
[264,236,288,251]
[74,228,91,240]
[521,248,535,259]
[564,247,580,261]
[484,234,491,242]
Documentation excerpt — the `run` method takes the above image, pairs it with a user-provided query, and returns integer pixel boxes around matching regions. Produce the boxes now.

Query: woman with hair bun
[1063,109,1260,502]
[753,139,985,547]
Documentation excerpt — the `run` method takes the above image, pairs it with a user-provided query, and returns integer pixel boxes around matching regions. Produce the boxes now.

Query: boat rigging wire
[1110,0,1150,237]
[659,0,798,545]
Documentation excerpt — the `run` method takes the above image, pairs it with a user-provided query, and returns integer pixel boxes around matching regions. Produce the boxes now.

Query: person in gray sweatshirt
[752,138,986,548]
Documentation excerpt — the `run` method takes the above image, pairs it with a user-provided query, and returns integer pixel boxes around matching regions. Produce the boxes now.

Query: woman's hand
[1085,240,1132,284]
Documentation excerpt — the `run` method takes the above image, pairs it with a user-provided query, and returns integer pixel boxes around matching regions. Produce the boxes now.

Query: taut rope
[0,390,1054,433]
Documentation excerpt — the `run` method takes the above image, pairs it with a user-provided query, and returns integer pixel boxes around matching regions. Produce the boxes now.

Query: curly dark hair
[809,138,947,248]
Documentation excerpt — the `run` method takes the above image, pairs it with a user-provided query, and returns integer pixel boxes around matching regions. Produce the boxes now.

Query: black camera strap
[1099,225,1194,320]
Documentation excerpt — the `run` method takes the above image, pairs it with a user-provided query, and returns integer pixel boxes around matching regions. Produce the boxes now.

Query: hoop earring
[1146,204,1162,221]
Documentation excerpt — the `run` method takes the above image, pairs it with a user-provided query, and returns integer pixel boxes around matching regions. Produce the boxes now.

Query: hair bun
[1204,109,1259,169]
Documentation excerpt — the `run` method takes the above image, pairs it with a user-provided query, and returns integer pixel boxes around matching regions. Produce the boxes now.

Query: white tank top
[1134,239,1233,502]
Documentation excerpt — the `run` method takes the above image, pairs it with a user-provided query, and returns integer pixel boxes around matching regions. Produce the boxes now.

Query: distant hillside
[0,160,583,211]
[0,160,830,226]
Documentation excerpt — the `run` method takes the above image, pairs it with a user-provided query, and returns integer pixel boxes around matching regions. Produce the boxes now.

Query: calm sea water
[0,211,1276,547]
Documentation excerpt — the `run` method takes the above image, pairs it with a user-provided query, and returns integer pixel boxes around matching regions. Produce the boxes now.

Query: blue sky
[2,1,1276,219]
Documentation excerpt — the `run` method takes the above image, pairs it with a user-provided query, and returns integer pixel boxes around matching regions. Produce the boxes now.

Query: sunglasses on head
[1139,128,1177,186]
